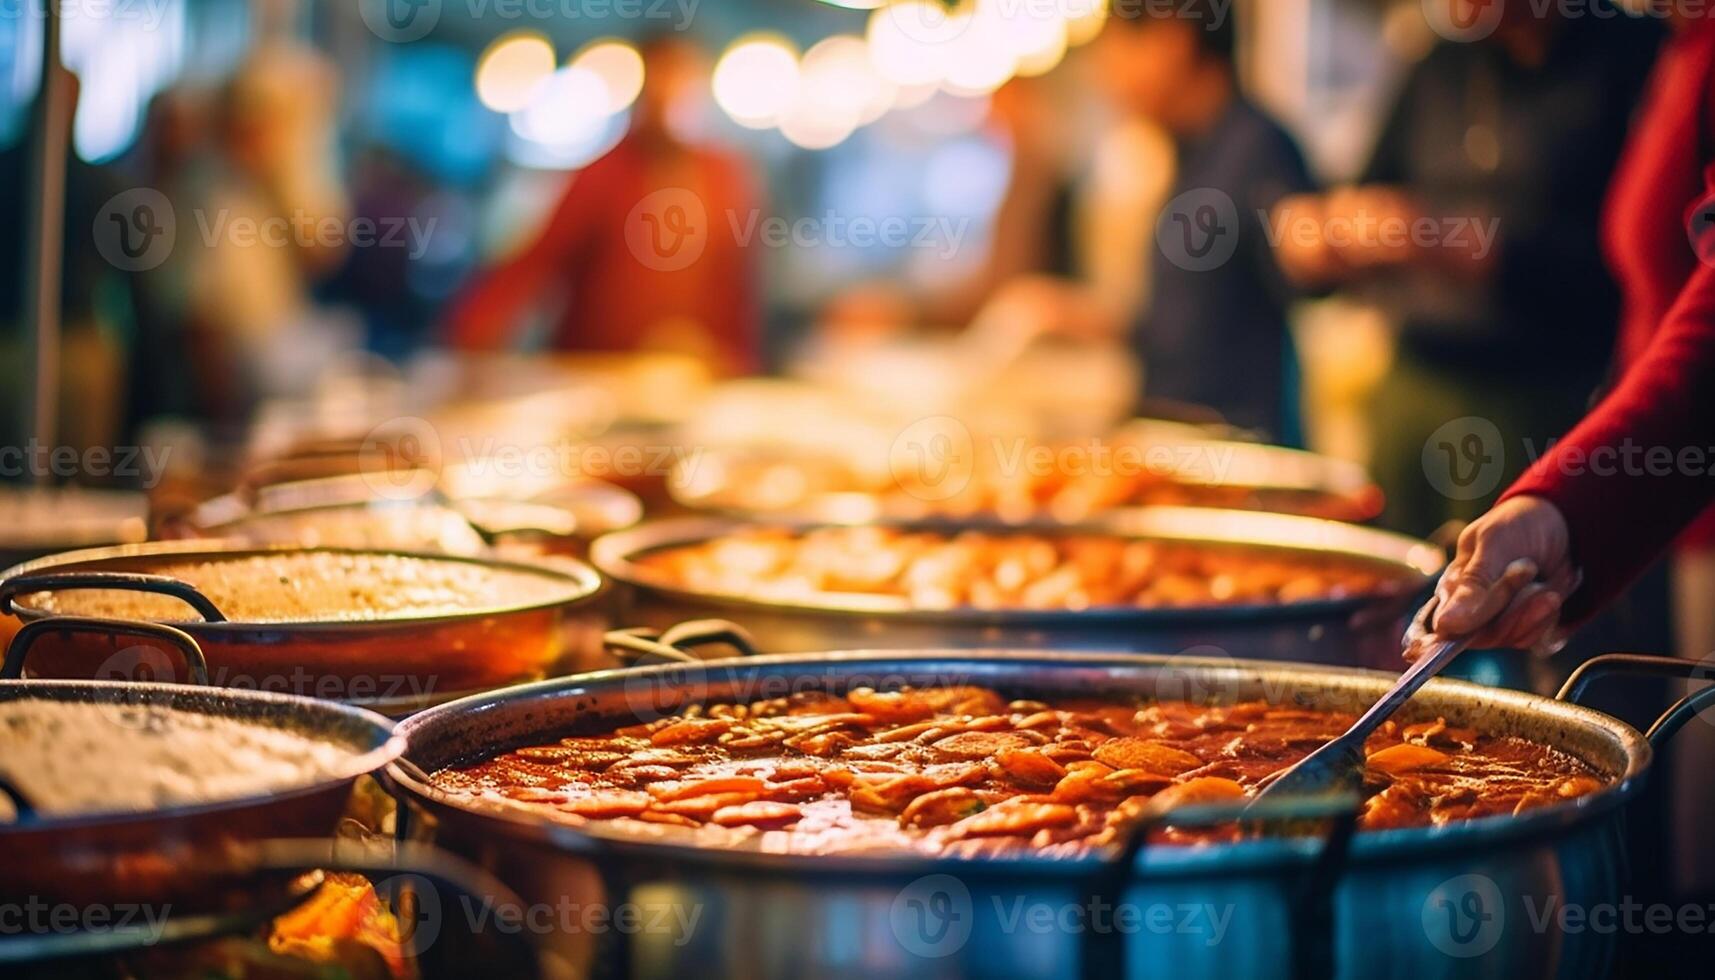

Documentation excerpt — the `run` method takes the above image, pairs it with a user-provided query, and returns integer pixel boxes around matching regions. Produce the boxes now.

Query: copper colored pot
[0,541,612,713]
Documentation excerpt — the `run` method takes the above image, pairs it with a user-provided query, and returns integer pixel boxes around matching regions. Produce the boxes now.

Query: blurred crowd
[0,0,1676,547]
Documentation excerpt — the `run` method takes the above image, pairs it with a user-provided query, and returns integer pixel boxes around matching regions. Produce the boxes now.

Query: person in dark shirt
[1095,0,1319,444]
[1274,3,1660,534]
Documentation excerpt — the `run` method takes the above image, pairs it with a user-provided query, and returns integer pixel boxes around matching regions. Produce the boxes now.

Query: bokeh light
[779,98,859,150]
[1007,10,1069,76]
[507,65,626,168]
[1062,0,1109,46]
[475,32,556,113]
[867,1,970,88]
[571,39,644,114]
[712,33,801,130]
[805,35,894,127]
[940,1,1019,96]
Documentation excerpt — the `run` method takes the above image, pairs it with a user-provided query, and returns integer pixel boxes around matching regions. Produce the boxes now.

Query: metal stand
[23,0,70,480]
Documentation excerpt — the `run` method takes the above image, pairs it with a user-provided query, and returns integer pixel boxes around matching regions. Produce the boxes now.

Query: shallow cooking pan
[186,469,644,559]
[0,674,550,976]
[386,648,1715,980]
[668,431,1386,525]
[0,673,401,911]
[592,508,1445,669]
[0,540,611,712]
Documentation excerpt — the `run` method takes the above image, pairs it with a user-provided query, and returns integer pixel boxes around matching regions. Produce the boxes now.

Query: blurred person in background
[125,87,222,432]
[128,20,355,429]
[950,1,1313,440]
[818,75,1084,346]
[1274,0,1659,536]
[1409,5,1715,920]
[324,145,443,362]
[445,35,762,375]
[1092,0,1320,444]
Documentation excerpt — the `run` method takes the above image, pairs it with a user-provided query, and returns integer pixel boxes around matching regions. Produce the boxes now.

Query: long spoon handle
[1340,631,1472,748]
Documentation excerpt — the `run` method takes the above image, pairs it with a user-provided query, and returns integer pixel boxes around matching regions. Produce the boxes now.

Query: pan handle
[1,616,210,684]
[0,570,229,622]
[603,619,760,667]
[1556,653,1715,749]
[0,774,36,819]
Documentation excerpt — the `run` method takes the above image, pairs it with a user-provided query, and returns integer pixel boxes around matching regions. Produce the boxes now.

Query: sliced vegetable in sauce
[432,686,1610,856]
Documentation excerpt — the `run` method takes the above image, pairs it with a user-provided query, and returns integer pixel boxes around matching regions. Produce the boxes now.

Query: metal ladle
[1245,587,1482,808]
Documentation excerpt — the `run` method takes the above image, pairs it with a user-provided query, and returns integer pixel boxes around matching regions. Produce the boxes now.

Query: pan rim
[0,539,606,628]
[0,677,405,833]
[390,649,1649,876]
[590,511,1445,625]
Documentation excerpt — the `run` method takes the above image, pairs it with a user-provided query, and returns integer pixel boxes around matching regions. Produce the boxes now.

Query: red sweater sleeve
[1502,190,1715,621]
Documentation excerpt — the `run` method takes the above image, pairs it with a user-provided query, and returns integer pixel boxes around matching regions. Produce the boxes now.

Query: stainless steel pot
[386,649,1715,980]
[591,509,1445,669]
[0,540,613,712]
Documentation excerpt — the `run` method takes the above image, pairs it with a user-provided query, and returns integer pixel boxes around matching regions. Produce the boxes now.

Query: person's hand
[1409,496,1579,659]
[1320,186,1425,270]
[1269,186,1431,286]
[1270,193,1346,287]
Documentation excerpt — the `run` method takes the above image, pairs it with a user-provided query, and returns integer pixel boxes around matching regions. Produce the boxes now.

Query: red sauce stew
[431,686,1609,857]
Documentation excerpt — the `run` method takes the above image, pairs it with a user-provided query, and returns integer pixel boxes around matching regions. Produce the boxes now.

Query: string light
[705,0,1098,150]
[571,39,645,114]
[475,32,556,114]
[712,33,801,130]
